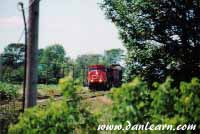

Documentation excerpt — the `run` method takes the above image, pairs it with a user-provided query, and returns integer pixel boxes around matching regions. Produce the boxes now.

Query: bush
[37,84,61,97]
[0,82,18,99]
[8,77,200,133]
[107,77,200,133]
[109,78,150,125]
[9,77,98,134]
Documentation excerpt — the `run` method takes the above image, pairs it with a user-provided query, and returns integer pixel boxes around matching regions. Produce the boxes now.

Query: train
[86,64,122,90]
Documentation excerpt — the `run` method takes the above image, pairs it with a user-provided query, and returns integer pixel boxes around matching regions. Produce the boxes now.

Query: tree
[101,0,200,84]
[41,44,65,64]
[104,48,124,65]
[1,43,25,82]
[40,44,66,83]
[75,54,104,67]
[1,43,25,68]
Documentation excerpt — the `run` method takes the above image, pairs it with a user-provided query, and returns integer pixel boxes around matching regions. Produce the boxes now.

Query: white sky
[0,0,124,58]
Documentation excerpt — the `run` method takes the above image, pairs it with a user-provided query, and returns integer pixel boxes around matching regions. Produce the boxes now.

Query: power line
[17,29,25,44]
[17,0,41,44]
[18,2,28,112]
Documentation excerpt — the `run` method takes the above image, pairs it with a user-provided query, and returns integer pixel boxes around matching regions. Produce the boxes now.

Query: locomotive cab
[87,65,109,89]
[87,64,122,90]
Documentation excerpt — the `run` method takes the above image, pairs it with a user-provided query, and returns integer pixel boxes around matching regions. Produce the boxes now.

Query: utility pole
[25,0,40,108]
[18,2,27,111]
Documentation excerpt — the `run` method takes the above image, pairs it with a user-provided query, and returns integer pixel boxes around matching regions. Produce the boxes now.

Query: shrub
[107,77,200,133]
[109,78,150,125]
[150,77,200,132]
[150,77,178,122]
[0,82,18,99]
[8,77,200,133]
[9,77,98,134]
[174,78,200,129]
[37,84,61,97]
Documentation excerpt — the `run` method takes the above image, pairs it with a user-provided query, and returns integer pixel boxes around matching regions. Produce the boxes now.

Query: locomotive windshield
[89,67,106,71]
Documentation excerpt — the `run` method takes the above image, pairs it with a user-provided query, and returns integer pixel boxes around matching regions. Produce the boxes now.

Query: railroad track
[68,91,109,101]
[0,90,110,107]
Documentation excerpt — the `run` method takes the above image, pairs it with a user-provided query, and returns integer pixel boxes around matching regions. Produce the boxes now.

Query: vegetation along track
[0,90,111,110]
[38,90,111,103]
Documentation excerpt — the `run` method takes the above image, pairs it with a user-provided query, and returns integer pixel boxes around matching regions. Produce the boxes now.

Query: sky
[0,0,124,58]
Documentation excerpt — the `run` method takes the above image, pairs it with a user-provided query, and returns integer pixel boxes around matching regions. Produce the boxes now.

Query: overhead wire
[16,0,42,44]
[16,2,26,45]
[17,0,42,11]
[17,29,25,44]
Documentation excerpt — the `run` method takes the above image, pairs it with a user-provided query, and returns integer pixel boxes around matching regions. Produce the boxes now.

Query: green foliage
[150,78,177,117]
[1,43,25,67]
[1,43,25,83]
[37,84,61,97]
[40,44,66,64]
[9,77,98,134]
[6,76,200,133]
[104,48,124,65]
[2,66,24,83]
[101,0,200,84]
[0,82,18,99]
[107,77,200,133]
[37,44,72,84]
[110,78,150,125]
[38,44,68,84]
[1,43,70,84]
[174,78,200,125]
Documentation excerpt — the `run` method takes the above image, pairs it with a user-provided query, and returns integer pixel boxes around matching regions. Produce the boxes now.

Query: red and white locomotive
[87,64,122,90]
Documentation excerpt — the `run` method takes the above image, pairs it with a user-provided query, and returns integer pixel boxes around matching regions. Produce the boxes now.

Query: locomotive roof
[110,64,121,67]
[88,64,106,68]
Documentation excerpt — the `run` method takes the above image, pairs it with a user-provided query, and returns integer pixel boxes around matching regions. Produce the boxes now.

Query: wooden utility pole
[25,0,40,108]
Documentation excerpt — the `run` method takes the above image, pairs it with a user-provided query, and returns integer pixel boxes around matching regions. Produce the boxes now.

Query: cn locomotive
[87,64,122,90]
